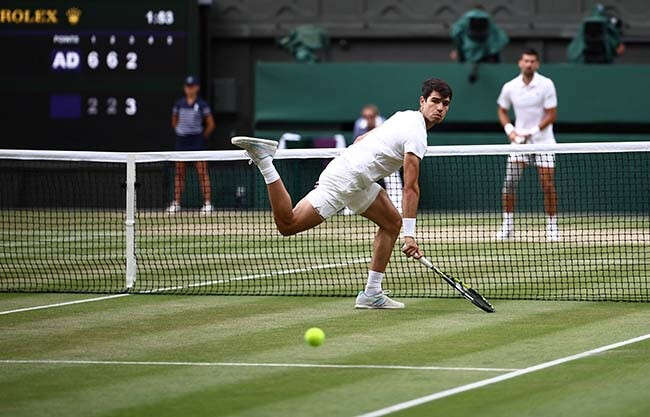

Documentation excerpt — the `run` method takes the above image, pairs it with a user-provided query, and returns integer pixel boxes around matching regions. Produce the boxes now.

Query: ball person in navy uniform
[167,76,216,213]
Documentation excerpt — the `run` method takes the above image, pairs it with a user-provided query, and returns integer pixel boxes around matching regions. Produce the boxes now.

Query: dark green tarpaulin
[255,62,650,125]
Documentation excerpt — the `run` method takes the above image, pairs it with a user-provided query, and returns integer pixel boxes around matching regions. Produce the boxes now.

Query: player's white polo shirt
[306,110,427,218]
[497,72,557,144]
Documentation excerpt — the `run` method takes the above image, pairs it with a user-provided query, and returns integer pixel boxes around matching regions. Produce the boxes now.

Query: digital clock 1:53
[145,10,174,25]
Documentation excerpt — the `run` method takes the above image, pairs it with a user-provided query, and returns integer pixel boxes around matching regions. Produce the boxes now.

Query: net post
[125,154,137,289]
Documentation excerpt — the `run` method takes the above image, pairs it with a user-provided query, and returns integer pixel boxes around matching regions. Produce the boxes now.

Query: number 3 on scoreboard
[125,98,137,116]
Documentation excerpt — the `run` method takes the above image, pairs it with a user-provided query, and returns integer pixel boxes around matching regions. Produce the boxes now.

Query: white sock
[547,215,557,227]
[257,157,280,185]
[365,270,384,296]
[503,212,514,228]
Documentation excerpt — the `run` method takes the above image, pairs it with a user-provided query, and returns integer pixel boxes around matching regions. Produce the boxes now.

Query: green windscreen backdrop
[255,62,650,125]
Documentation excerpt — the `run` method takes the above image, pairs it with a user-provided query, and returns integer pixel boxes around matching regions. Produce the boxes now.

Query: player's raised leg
[355,190,405,309]
[232,136,324,236]
[538,166,559,241]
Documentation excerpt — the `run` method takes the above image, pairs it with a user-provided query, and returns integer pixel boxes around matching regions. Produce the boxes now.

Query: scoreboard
[0,0,198,151]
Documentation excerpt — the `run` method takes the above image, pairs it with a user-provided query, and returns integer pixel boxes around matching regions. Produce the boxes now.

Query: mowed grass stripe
[2,296,650,417]
[0,297,354,360]
[104,364,482,417]
[408,339,650,417]
[78,299,582,366]
[361,335,650,417]
[84,306,650,417]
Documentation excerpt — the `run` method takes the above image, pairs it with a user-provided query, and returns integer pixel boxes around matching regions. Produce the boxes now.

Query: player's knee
[385,216,402,237]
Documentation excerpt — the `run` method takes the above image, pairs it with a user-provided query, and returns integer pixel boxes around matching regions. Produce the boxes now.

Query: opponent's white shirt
[497,72,557,144]
[337,110,427,188]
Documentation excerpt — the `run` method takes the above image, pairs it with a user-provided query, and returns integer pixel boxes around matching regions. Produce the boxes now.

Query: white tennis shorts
[304,157,382,219]
[507,152,555,168]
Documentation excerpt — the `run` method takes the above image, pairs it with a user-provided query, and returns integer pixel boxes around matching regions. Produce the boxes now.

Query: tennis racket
[417,256,495,313]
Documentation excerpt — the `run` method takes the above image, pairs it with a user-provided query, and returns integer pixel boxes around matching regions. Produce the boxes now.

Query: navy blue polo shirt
[172,98,211,136]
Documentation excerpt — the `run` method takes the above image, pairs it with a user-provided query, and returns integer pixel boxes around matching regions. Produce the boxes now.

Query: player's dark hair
[521,48,539,60]
[421,78,452,100]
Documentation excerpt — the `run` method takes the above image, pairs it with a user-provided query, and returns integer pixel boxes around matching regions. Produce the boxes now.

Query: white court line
[144,257,370,293]
[356,332,650,417]
[0,294,130,316]
[0,257,370,314]
[0,359,518,373]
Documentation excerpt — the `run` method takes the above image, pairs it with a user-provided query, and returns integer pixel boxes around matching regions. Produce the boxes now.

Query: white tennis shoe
[231,136,279,166]
[200,202,214,214]
[166,202,181,213]
[354,290,405,309]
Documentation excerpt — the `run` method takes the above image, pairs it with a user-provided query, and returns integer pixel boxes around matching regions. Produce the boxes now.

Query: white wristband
[402,218,416,238]
[504,123,514,136]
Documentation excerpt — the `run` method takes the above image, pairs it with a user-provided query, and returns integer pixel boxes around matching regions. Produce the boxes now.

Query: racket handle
[417,256,434,269]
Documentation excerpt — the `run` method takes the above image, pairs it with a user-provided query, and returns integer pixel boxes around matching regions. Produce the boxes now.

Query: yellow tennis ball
[304,327,325,347]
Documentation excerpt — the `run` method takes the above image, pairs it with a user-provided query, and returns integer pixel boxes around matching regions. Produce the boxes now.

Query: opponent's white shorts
[304,158,383,219]
[507,152,555,168]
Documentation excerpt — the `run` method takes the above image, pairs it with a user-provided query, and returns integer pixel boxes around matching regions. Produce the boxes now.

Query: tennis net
[1,142,649,301]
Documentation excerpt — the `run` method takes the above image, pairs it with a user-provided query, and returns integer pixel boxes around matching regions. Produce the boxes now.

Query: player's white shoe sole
[354,291,405,309]
[231,136,279,166]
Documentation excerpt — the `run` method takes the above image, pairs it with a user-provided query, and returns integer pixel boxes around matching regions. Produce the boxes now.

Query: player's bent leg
[274,197,324,237]
[265,179,324,236]
[355,189,404,309]
[360,190,402,272]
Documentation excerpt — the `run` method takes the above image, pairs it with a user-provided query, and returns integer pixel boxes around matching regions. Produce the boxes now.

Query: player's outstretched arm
[401,152,422,258]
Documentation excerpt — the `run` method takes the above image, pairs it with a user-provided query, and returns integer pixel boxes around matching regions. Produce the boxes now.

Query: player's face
[419,91,450,125]
[518,54,539,76]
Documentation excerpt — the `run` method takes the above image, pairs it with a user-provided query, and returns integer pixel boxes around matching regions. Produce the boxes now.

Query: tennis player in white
[232,78,452,309]
[496,48,559,241]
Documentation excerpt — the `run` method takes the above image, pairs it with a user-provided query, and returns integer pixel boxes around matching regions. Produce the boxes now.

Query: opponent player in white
[232,78,452,309]
[496,48,560,241]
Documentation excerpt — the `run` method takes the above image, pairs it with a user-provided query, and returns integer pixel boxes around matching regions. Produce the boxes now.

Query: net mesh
[1,143,649,301]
